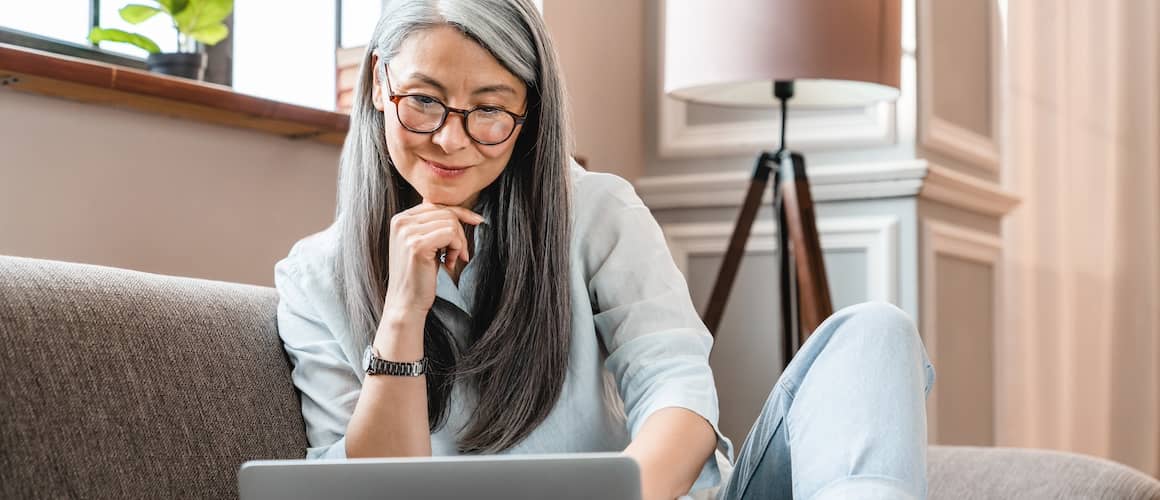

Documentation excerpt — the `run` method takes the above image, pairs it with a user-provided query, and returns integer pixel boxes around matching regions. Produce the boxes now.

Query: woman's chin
[415,186,470,207]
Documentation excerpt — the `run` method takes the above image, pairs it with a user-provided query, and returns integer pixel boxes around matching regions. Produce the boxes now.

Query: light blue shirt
[274,161,734,494]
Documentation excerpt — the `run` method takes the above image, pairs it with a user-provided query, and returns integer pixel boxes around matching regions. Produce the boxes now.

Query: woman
[274,0,936,498]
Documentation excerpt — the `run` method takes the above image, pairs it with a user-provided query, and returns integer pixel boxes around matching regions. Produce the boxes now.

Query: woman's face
[372,25,529,209]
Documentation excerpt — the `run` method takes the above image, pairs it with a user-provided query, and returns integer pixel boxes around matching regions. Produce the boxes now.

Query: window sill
[0,43,350,146]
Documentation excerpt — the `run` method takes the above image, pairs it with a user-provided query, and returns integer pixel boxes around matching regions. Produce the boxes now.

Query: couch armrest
[929,445,1160,500]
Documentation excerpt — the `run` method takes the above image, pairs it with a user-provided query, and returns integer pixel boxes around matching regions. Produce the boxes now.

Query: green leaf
[88,27,161,54]
[174,0,233,37]
[119,4,161,24]
[187,23,229,46]
[155,0,189,15]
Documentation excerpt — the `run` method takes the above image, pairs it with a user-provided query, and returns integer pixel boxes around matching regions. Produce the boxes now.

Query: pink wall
[544,0,645,180]
[0,90,340,287]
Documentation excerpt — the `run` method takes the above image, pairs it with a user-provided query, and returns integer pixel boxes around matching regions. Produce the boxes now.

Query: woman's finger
[407,220,469,262]
[419,199,485,225]
[401,201,442,215]
[442,206,486,225]
[390,203,443,234]
[402,207,472,227]
[414,227,461,266]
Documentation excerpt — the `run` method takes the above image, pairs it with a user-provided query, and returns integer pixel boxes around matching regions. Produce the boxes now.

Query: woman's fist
[382,202,484,318]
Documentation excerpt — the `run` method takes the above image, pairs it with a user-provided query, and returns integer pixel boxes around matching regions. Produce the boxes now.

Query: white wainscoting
[661,215,901,305]
[920,219,1002,443]
[635,159,929,209]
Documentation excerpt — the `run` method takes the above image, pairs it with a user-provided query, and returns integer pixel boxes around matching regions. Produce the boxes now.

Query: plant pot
[145,52,207,80]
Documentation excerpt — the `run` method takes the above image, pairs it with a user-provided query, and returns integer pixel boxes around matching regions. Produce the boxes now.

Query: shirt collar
[434,203,489,316]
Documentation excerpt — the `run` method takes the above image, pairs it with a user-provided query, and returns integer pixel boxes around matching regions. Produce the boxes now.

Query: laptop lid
[238,452,641,500]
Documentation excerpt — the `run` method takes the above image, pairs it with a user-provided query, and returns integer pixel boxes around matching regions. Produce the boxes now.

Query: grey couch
[1,255,1157,499]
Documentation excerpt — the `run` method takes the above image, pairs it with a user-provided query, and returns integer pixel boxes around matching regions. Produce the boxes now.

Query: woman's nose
[432,112,471,151]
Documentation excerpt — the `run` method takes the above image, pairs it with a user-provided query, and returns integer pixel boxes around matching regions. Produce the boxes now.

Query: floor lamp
[663,0,903,367]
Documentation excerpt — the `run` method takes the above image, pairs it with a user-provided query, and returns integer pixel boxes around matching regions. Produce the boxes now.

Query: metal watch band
[363,346,427,377]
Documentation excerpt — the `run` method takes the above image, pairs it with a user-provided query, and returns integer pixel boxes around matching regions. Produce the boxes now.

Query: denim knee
[827,301,934,391]
[829,302,919,349]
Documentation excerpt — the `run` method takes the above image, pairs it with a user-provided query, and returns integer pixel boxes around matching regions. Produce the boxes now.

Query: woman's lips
[425,160,469,178]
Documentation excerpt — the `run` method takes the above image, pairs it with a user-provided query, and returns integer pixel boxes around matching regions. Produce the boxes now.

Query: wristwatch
[363,345,427,377]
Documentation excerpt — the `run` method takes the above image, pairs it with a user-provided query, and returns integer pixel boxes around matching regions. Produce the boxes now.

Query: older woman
[274,1,935,498]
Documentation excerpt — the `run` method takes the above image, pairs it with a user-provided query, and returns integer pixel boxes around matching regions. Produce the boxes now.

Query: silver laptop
[238,452,641,500]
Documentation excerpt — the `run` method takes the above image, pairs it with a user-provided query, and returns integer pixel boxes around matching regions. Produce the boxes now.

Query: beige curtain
[1002,0,1160,477]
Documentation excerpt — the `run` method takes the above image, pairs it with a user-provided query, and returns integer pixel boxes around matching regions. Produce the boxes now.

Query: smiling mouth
[424,159,472,178]
[425,159,470,170]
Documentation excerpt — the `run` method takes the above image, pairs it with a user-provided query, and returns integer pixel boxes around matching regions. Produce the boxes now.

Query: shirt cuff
[306,436,348,460]
[604,330,736,494]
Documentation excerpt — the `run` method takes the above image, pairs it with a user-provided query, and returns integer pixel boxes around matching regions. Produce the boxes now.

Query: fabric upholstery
[0,255,307,499]
[929,445,1160,500]
[1,254,1157,499]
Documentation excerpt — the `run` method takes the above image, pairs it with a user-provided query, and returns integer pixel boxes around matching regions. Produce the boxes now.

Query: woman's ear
[371,53,385,111]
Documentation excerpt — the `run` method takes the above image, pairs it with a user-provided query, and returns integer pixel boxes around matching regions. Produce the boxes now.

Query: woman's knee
[782,301,933,395]
[827,301,922,356]
[827,302,935,392]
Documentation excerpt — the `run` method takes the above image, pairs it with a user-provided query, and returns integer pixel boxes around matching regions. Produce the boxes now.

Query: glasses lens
[467,108,516,144]
[397,96,445,132]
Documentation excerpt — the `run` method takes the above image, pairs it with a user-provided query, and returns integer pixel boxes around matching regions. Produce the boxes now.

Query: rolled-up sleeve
[578,174,735,493]
[274,252,361,460]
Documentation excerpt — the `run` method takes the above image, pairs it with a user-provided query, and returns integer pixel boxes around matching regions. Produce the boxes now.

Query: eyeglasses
[385,70,527,146]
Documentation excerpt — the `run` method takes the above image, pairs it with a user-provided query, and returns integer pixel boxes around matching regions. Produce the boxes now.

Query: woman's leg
[716,302,936,500]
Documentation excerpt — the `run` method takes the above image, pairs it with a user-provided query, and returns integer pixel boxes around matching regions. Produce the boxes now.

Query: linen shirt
[274,161,735,494]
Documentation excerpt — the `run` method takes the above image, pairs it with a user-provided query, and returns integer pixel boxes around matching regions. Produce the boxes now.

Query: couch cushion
[0,255,308,499]
[929,445,1160,500]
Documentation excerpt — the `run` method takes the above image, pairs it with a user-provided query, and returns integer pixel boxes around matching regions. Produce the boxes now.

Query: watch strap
[364,346,427,377]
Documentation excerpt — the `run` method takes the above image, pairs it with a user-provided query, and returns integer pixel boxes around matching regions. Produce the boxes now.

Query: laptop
[238,452,641,500]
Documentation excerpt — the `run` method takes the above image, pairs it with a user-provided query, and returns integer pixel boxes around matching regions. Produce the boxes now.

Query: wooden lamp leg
[774,165,795,368]
[703,153,776,336]
[779,152,833,352]
[702,82,833,370]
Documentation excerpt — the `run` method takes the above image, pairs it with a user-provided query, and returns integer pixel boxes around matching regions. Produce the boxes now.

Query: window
[96,0,178,57]
[230,0,383,111]
[0,0,176,55]
[232,0,337,110]
[1,1,386,112]
[340,0,381,49]
[0,0,91,46]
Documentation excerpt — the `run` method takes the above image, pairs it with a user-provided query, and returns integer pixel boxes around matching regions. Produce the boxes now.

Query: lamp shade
[664,0,902,109]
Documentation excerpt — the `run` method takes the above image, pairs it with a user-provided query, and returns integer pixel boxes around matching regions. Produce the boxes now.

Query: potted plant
[88,0,233,81]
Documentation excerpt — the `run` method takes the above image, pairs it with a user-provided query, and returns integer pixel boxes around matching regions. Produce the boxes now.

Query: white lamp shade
[664,0,902,108]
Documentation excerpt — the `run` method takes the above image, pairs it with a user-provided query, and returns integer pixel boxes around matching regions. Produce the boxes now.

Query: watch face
[363,346,373,370]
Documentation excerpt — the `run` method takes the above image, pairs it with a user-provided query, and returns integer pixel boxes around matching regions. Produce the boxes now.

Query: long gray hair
[333,0,574,454]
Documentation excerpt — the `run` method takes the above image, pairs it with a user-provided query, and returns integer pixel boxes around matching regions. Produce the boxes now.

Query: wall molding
[919,163,1020,216]
[662,215,900,305]
[655,0,898,159]
[920,219,1003,444]
[917,0,1002,172]
[635,159,929,209]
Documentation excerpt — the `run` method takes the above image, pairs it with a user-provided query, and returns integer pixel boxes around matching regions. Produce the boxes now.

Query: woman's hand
[382,202,485,320]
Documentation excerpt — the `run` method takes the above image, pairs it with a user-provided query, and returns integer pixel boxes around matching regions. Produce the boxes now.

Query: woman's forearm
[624,407,718,500]
[344,310,432,458]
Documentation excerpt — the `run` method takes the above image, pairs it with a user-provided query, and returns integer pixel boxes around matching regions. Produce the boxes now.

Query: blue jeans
[717,302,936,500]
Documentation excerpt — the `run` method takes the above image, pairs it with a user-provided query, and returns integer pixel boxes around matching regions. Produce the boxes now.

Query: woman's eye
[415,95,439,105]
[476,106,503,115]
